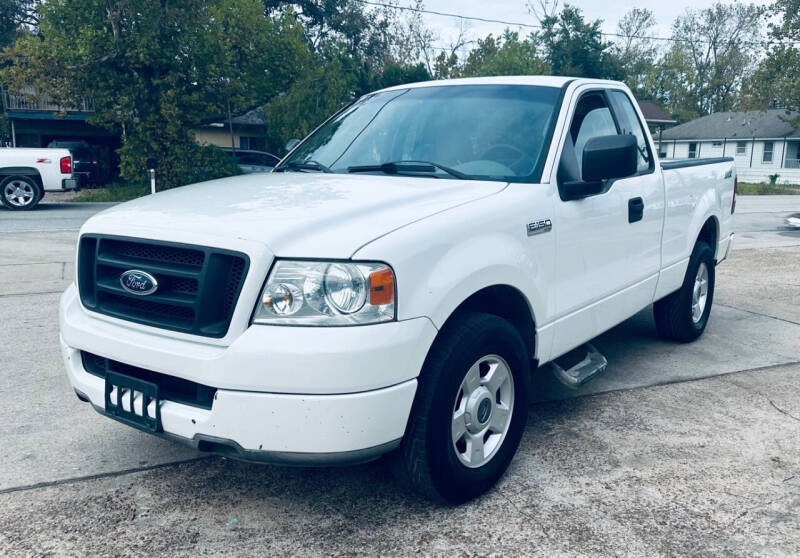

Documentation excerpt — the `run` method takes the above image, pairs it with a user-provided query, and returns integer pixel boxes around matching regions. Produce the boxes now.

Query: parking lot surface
[1,196,799,556]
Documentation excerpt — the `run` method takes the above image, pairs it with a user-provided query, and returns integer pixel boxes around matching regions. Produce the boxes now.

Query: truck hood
[84,173,507,257]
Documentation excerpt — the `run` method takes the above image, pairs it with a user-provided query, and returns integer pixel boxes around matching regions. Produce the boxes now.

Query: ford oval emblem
[120,269,158,296]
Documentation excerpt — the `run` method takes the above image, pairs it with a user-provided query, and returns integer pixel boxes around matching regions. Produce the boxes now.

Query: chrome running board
[551,343,608,388]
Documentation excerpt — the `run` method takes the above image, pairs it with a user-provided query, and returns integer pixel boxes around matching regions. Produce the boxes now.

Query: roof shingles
[661,109,800,140]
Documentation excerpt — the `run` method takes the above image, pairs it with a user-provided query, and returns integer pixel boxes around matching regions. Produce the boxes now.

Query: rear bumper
[60,177,79,191]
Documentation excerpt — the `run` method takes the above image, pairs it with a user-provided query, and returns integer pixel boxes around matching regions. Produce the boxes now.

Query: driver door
[550,88,664,358]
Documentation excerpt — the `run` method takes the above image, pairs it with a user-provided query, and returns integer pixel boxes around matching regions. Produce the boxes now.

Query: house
[659,110,800,184]
[2,88,269,181]
[192,107,269,151]
[636,100,677,139]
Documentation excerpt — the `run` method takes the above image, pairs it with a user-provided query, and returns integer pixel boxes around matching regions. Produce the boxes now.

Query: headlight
[253,260,396,326]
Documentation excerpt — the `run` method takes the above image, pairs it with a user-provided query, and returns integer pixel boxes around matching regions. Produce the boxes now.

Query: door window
[607,91,652,173]
[688,142,697,159]
[569,93,618,175]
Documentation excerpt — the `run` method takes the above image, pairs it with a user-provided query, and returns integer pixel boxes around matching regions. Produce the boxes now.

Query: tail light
[60,156,72,174]
[731,176,737,214]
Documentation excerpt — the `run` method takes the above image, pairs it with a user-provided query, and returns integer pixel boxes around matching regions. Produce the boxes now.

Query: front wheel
[396,313,531,503]
[654,240,715,342]
[1,175,42,210]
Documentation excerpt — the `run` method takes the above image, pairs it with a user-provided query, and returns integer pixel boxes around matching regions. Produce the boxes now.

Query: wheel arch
[696,215,719,259]
[435,284,537,362]
[0,168,44,189]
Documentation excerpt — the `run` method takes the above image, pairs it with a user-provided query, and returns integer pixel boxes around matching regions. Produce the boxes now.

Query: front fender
[353,185,556,357]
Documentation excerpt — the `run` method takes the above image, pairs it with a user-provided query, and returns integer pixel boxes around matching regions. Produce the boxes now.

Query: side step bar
[551,343,608,388]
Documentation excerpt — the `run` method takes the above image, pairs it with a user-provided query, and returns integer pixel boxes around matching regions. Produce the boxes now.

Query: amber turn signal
[369,267,395,306]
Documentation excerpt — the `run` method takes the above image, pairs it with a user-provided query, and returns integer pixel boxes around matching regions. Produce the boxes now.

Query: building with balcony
[2,88,269,183]
[659,109,800,184]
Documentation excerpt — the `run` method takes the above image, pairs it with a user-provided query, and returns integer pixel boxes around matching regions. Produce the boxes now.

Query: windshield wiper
[276,160,333,173]
[347,160,468,180]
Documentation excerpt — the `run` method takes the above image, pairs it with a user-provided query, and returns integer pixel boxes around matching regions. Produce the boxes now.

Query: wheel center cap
[465,387,493,432]
[477,399,492,424]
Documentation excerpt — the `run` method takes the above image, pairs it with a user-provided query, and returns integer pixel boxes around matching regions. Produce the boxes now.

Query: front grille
[78,235,249,338]
[81,351,216,410]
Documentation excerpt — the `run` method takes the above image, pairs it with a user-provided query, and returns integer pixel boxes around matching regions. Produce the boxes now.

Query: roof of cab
[376,75,622,94]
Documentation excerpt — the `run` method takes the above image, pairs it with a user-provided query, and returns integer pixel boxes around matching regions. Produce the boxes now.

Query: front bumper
[60,283,437,461]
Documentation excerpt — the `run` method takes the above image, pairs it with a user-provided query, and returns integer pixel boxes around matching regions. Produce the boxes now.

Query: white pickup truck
[0,147,80,210]
[60,76,735,503]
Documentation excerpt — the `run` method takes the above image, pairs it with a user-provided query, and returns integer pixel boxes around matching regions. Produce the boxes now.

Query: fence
[2,90,94,113]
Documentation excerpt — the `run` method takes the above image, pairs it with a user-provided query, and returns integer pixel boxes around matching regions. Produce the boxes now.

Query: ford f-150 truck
[60,76,735,503]
[0,147,80,210]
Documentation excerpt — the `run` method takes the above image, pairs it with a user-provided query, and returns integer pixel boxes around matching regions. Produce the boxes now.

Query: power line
[354,0,800,49]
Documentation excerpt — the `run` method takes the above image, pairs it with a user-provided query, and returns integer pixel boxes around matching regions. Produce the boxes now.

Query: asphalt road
[1,196,799,556]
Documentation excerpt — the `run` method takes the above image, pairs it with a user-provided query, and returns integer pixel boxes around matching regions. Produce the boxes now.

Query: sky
[419,0,771,51]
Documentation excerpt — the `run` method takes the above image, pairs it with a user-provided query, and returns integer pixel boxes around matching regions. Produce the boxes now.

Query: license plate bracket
[104,370,162,432]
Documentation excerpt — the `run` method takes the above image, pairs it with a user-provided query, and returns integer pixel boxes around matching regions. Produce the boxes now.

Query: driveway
[0,196,798,556]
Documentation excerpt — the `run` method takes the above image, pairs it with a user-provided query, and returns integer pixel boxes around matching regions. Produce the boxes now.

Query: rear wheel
[654,241,715,342]
[396,313,530,503]
[1,175,42,210]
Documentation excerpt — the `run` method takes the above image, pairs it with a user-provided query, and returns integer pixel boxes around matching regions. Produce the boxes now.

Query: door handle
[628,197,644,223]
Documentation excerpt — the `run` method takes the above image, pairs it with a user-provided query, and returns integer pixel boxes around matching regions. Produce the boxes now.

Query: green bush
[119,134,233,191]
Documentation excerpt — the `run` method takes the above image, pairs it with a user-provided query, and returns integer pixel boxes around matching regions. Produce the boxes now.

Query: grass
[71,182,150,202]
[737,182,800,195]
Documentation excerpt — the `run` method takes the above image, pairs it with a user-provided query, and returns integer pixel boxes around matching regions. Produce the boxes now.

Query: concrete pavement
[0,197,799,556]
[0,201,113,233]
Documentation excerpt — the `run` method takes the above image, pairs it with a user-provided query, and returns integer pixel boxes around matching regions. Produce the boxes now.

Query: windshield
[280,84,561,182]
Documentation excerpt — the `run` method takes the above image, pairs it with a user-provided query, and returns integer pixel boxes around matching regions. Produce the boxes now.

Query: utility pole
[227,97,237,175]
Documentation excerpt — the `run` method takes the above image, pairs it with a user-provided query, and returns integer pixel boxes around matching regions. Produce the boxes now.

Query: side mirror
[582,134,638,182]
[560,134,638,201]
[285,138,300,153]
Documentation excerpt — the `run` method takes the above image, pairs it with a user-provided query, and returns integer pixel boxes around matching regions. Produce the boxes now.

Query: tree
[461,31,548,78]
[613,8,660,100]
[264,0,404,67]
[660,2,763,117]
[741,0,800,112]
[0,0,38,47]
[538,5,622,79]
[3,0,311,188]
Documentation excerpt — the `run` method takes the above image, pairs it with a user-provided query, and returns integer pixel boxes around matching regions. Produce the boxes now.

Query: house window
[688,142,697,159]
[736,141,747,155]
[762,141,774,164]
[239,136,266,151]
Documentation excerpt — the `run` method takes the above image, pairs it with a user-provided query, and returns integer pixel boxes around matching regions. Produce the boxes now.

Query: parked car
[59,76,736,502]
[47,140,100,185]
[0,147,78,210]
[222,148,280,173]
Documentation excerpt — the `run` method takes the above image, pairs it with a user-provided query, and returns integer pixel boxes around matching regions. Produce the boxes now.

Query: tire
[1,175,42,211]
[396,312,531,503]
[654,240,715,342]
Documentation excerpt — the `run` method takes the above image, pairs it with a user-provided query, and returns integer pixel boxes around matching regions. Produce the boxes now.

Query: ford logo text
[120,269,159,296]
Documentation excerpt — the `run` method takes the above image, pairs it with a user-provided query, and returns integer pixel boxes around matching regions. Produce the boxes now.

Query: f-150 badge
[527,219,552,236]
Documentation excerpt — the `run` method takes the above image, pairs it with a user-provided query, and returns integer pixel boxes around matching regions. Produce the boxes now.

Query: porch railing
[3,90,94,113]
[784,158,800,169]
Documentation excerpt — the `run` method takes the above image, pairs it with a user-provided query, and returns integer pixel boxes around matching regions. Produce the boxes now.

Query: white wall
[660,138,800,184]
